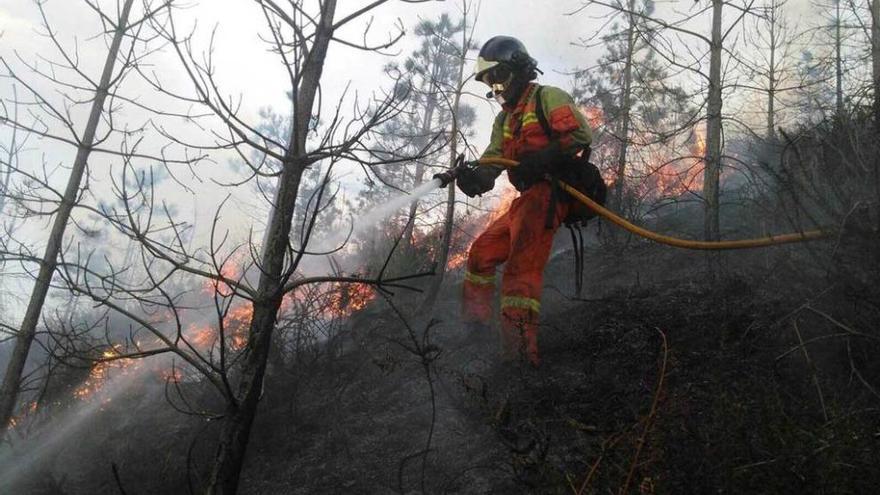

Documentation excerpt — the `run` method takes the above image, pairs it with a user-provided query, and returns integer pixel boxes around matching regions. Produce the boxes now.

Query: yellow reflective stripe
[465,271,496,286]
[502,120,512,139]
[521,112,538,126]
[501,296,541,313]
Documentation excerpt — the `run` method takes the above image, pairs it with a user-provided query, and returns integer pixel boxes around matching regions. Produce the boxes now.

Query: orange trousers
[462,182,569,366]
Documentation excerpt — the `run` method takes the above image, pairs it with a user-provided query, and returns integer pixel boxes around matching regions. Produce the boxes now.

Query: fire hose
[440,156,832,250]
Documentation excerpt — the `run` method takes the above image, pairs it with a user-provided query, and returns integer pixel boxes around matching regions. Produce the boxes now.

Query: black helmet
[474,36,539,85]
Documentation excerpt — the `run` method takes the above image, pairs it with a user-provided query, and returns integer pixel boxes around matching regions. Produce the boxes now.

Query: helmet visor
[483,66,512,86]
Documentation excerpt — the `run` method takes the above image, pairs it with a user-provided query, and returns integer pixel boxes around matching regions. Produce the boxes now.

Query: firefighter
[455,36,593,367]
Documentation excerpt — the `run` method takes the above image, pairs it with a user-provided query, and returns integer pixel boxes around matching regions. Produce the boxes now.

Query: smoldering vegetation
[3,114,879,494]
[2,0,880,493]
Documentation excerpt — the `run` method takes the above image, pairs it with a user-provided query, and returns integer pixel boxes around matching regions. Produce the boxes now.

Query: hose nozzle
[432,154,469,188]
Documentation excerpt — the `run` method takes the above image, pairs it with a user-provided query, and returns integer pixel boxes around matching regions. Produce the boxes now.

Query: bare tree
[2,0,430,487]
[0,0,165,438]
[420,2,479,313]
[739,0,804,140]
[795,0,864,118]
[571,0,695,227]
[873,0,880,218]
[573,0,759,243]
[127,1,435,492]
[0,86,30,328]
[357,12,477,280]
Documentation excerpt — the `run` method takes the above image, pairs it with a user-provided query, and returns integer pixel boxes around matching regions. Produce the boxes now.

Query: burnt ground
[5,228,880,494]
[235,233,880,494]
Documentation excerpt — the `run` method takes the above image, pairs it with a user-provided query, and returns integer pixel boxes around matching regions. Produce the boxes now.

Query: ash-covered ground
[5,223,880,494]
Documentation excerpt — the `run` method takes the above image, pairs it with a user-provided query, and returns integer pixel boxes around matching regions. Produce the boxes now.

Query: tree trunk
[871,0,880,130]
[613,0,636,211]
[874,0,880,123]
[204,2,337,493]
[420,19,469,314]
[703,0,724,243]
[872,0,880,229]
[401,69,441,251]
[767,1,778,141]
[0,86,18,219]
[835,0,844,117]
[400,98,437,250]
[0,0,135,438]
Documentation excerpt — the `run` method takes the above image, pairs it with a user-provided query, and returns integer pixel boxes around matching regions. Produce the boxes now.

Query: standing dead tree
[872,0,880,218]
[419,2,479,314]
[0,85,31,336]
[570,0,696,230]
[356,10,477,281]
[129,1,435,492]
[0,0,183,439]
[573,0,759,243]
[736,0,806,141]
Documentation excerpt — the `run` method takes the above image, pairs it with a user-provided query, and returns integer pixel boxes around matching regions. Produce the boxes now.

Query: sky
[0,0,606,273]
[0,0,819,322]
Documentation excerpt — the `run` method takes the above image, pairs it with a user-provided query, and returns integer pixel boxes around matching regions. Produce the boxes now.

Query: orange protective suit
[462,83,592,366]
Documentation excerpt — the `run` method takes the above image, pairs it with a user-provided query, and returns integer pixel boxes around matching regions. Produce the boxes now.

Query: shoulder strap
[534,86,555,139]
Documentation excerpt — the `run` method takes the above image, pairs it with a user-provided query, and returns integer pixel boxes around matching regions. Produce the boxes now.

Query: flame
[188,324,215,349]
[617,123,707,200]
[160,367,184,384]
[286,281,376,320]
[6,401,39,431]
[486,184,518,224]
[580,99,714,201]
[65,238,387,403]
[184,302,252,352]
[693,126,707,157]
[443,181,519,271]
[325,282,373,316]
[73,347,140,401]
[658,124,707,196]
[202,250,249,295]
[581,106,605,129]
[446,250,468,270]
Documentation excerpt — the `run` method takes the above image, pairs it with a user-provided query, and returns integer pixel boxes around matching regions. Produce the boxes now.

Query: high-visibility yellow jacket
[481,83,593,189]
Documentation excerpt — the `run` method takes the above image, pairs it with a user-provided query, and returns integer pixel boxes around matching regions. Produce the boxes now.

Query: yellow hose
[478,157,833,250]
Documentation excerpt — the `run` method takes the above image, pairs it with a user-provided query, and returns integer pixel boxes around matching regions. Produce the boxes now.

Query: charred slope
[237,240,880,494]
[6,236,879,494]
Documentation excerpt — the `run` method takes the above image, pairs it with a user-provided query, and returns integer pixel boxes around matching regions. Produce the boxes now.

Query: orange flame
[69,240,387,403]
[72,347,140,401]
[160,368,184,384]
[444,180,519,271]
[446,250,468,270]
[581,105,605,129]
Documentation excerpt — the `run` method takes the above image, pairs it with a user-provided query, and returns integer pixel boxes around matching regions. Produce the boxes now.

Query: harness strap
[534,86,554,138]
[577,226,585,297]
[546,178,560,229]
[567,225,584,297]
[534,86,561,230]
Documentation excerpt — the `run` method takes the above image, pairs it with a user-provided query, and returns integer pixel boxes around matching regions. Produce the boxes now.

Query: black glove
[432,170,456,188]
[515,142,564,186]
[456,165,497,197]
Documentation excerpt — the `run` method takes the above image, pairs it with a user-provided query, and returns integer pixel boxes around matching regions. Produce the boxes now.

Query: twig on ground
[792,318,829,422]
[846,338,880,401]
[619,328,668,495]
[575,328,669,495]
[111,463,128,495]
